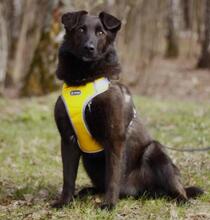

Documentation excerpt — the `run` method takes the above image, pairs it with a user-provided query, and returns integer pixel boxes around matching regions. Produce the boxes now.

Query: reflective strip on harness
[61,77,109,153]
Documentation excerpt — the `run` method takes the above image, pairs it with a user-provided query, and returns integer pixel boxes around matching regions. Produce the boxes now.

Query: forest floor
[0,88,210,219]
[133,57,210,103]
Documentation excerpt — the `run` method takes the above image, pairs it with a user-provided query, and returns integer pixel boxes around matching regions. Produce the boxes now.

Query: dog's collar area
[64,75,111,86]
[127,107,137,129]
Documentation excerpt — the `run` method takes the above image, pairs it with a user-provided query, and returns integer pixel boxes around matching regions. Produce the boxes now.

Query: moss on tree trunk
[21,29,60,96]
[21,7,62,96]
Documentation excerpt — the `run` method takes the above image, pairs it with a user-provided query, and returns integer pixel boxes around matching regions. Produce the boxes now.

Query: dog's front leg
[52,137,80,208]
[101,137,125,210]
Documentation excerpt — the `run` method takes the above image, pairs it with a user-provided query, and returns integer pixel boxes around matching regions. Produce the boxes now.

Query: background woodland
[0,0,210,98]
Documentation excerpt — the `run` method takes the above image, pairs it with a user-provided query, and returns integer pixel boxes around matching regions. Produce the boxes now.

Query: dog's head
[61,11,121,62]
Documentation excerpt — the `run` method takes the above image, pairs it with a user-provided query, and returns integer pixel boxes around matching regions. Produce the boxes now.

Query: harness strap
[62,77,109,153]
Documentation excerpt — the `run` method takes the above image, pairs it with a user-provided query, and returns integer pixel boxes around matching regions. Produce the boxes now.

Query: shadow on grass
[0,180,200,211]
[0,179,58,206]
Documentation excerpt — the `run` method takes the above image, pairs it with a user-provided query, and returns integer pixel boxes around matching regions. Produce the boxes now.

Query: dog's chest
[84,95,108,142]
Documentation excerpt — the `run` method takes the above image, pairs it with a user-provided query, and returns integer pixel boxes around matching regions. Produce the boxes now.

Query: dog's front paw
[100,203,115,211]
[51,199,71,209]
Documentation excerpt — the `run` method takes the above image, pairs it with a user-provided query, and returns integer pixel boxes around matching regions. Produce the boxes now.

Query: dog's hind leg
[143,141,188,202]
[156,164,188,202]
[120,159,156,198]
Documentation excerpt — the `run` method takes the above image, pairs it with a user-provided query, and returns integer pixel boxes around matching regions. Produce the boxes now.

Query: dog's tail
[185,186,204,198]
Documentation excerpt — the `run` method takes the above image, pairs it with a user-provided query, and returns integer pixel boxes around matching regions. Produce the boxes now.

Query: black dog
[52,11,203,210]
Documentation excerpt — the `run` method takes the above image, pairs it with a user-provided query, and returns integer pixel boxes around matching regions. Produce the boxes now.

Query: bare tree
[181,0,192,30]
[22,2,63,96]
[10,0,57,95]
[0,0,13,95]
[165,0,179,58]
[0,0,62,97]
[197,0,210,68]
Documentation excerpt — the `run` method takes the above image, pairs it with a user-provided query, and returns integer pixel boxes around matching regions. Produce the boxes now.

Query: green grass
[0,93,210,220]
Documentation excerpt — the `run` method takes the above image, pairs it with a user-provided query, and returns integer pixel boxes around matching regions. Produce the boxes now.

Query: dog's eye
[96,31,104,37]
[78,27,85,33]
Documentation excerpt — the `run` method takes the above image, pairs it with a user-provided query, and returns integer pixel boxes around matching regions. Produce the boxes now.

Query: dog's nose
[84,43,95,53]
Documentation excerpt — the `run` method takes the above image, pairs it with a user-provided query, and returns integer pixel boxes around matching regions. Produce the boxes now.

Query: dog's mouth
[81,53,101,62]
[82,56,96,62]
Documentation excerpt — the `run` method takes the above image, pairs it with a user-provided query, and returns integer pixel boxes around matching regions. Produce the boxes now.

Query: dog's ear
[99,12,121,32]
[61,10,88,30]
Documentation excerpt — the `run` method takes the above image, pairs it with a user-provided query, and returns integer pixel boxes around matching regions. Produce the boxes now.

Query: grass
[0,93,210,220]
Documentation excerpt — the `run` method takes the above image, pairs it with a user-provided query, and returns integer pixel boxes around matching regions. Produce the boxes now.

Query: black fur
[52,11,204,210]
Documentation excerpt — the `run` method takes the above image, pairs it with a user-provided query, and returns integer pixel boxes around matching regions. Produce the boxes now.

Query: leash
[165,146,210,152]
[149,140,210,152]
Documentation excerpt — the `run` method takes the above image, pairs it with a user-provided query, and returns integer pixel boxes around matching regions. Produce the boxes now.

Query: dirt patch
[132,58,210,102]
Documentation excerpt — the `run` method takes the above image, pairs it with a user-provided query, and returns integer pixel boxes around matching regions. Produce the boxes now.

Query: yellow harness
[61,77,109,153]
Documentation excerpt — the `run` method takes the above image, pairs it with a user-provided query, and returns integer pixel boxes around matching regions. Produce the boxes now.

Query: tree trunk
[11,0,55,95]
[0,0,13,95]
[181,0,191,30]
[22,3,63,96]
[165,0,179,58]
[197,0,210,68]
